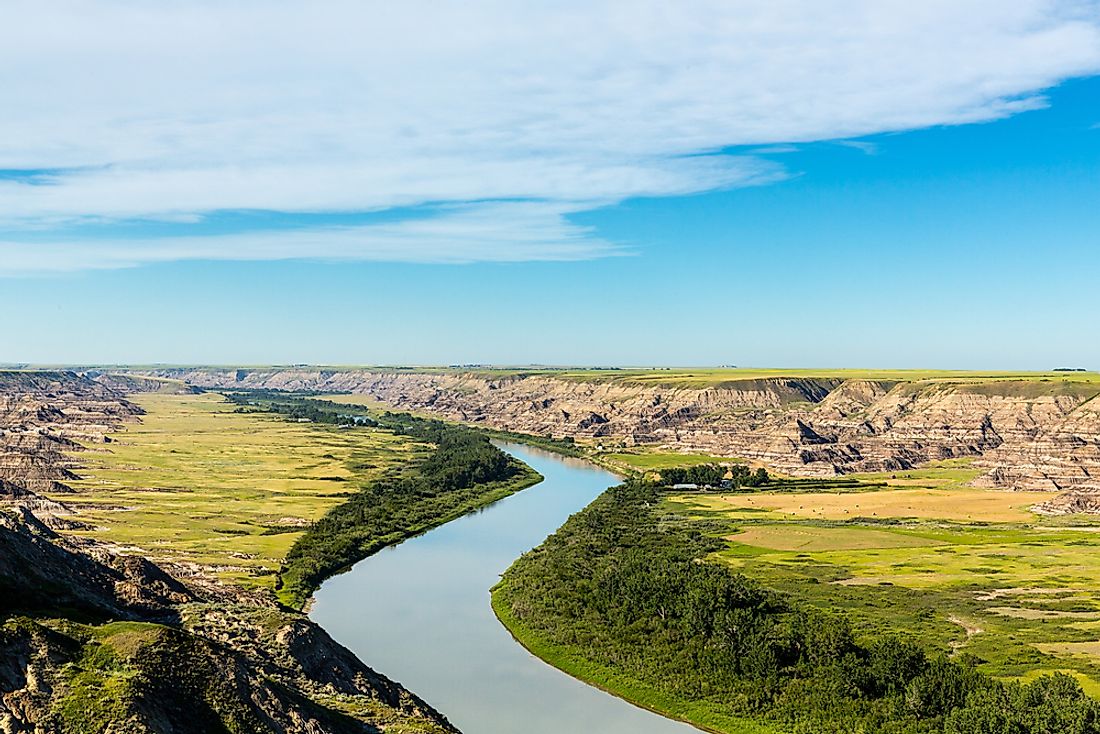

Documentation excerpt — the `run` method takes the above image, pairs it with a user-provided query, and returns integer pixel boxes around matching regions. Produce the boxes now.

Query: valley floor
[62,391,430,591]
[494,477,1100,733]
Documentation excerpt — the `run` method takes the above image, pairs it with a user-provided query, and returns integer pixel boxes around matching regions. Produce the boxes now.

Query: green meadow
[670,476,1100,691]
[59,392,429,590]
[601,450,744,472]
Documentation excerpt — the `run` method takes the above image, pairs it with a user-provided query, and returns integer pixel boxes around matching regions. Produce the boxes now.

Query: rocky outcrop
[0,371,145,493]
[144,368,1100,497]
[0,508,196,622]
[0,508,456,734]
[0,371,457,733]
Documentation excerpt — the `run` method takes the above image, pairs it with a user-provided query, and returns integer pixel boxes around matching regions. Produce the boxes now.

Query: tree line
[658,462,769,488]
[224,391,532,608]
[495,480,1100,733]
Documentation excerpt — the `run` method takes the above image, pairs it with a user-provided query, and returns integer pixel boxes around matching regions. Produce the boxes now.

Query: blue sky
[2,2,1099,368]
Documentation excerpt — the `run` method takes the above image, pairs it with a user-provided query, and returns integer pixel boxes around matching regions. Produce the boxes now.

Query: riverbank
[492,479,1100,733]
[490,581,774,734]
[0,373,458,734]
[206,392,546,609]
[309,442,700,734]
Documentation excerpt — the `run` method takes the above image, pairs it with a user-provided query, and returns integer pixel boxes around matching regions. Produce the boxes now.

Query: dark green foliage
[659,463,769,488]
[230,393,534,608]
[480,429,585,458]
[224,391,378,427]
[496,480,1100,733]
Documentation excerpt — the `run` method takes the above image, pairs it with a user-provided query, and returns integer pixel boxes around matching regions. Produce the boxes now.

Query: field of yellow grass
[689,486,1052,523]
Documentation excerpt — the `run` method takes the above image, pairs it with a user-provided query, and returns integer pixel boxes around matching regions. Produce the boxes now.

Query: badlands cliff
[149,368,1100,498]
[0,371,456,734]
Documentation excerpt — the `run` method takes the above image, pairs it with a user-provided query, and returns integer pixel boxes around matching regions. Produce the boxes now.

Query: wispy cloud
[833,140,880,155]
[0,201,630,275]
[1,0,1099,271]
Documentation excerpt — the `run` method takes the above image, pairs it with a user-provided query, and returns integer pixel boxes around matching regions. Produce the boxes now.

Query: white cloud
[0,201,625,275]
[833,140,880,155]
[1,0,1099,270]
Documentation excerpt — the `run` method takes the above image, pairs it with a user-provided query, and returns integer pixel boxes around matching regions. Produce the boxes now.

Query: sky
[2,1,1099,368]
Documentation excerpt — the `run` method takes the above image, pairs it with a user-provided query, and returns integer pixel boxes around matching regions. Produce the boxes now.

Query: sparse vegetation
[671,479,1100,695]
[603,450,744,471]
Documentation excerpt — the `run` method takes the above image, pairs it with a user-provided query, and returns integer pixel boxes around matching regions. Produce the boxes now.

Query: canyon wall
[0,370,458,734]
[148,368,1100,495]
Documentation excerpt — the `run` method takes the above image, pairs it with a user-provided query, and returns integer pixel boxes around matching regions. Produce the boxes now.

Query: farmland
[417,366,1100,389]
[548,367,1100,389]
[124,364,1100,390]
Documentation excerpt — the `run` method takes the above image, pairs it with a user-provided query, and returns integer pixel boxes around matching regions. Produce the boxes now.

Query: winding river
[310,442,699,733]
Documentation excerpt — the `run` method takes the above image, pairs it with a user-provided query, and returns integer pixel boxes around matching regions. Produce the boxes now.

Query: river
[309,442,699,734]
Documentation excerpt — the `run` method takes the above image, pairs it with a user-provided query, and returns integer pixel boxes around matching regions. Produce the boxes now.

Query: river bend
[310,442,698,733]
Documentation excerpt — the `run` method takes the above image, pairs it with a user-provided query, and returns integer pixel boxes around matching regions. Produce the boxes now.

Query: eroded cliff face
[0,512,456,734]
[0,372,149,537]
[149,368,1100,495]
[0,371,457,734]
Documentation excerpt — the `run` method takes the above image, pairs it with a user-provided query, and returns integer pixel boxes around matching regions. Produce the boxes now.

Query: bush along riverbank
[224,392,541,609]
[492,479,1100,734]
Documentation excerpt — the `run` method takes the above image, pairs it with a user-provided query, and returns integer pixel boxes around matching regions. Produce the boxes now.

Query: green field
[548,367,1100,389]
[849,457,985,489]
[602,450,744,472]
[672,482,1100,690]
[59,392,429,590]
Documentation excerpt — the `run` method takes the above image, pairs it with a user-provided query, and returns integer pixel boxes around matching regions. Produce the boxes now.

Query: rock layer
[0,371,457,733]
[148,368,1100,495]
[0,505,456,734]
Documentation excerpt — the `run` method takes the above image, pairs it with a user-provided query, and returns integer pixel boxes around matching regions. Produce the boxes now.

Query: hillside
[0,371,456,734]
[144,368,1100,504]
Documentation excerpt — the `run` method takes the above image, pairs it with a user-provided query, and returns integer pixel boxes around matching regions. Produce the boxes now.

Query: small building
[671,483,699,490]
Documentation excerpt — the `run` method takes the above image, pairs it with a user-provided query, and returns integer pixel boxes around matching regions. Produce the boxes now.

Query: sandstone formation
[0,510,457,733]
[149,368,1100,497]
[0,371,146,494]
[0,371,457,734]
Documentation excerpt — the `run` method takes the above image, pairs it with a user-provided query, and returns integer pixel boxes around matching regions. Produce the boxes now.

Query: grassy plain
[692,486,1053,523]
[602,450,743,472]
[59,392,429,590]
[849,457,985,489]
[395,366,1100,389]
[671,480,1100,691]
